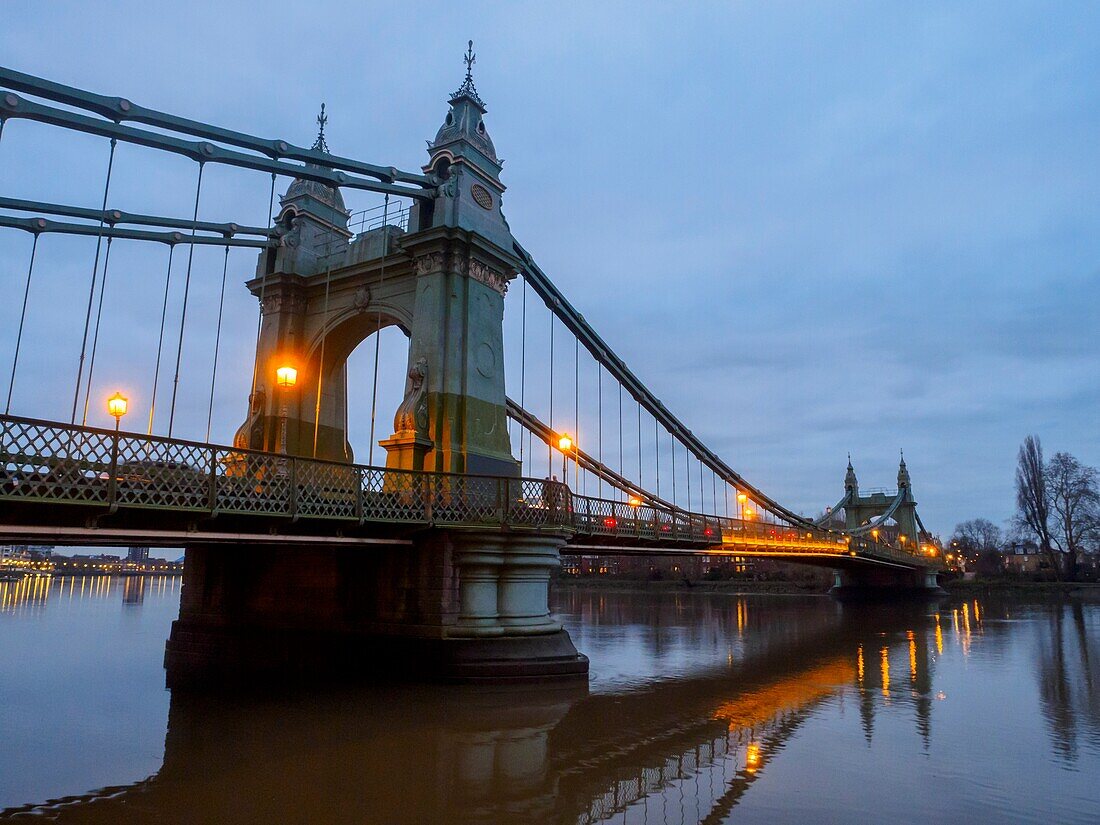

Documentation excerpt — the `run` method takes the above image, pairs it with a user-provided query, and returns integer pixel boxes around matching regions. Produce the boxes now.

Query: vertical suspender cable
[249,173,278,403]
[5,232,40,415]
[573,336,579,490]
[312,236,336,457]
[367,194,390,466]
[547,314,554,475]
[617,382,624,501]
[654,416,660,500]
[71,138,118,423]
[597,364,603,498]
[699,457,704,515]
[80,235,116,425]
[671,431,677,507]
[148,244,176,434]
[205,246,231,442]
[636,400,642,491]
[519,276,527,469]
[168,162,205,437]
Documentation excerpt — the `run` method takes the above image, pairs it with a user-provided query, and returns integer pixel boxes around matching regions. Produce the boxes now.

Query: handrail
[0,414,935,567]
[0,414,571,531]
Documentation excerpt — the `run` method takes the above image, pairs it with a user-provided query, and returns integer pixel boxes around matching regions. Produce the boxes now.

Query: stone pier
[829,567,946,601]
[164,530,588,687]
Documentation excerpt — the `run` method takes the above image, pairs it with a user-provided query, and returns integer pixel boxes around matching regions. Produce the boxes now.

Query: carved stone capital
[415,251,446,276]
[469,259,509,296]
[261,288,307,316]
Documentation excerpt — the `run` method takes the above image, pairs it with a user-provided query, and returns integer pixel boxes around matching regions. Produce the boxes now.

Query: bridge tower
[842,454,920,546]
[170,47,586,685]
[235,56,520,479]
[832,454,942,598]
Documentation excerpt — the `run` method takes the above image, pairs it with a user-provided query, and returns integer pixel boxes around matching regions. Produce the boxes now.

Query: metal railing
[0,415,934,567]
[0,415,569,530]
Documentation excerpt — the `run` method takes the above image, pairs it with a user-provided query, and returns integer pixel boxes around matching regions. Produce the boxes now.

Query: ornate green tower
[385,42,522,476]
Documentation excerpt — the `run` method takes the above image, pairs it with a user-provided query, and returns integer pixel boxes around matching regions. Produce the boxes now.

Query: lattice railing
[0,414,931,566]
[0,415,571,531]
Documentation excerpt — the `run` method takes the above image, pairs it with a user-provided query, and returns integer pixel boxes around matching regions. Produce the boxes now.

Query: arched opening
[300,304,412,465]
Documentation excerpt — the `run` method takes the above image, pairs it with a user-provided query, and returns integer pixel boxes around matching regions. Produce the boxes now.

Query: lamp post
[276,365,297,456]
[107,392,128,433]
[557,433,572,481]
[737,492,748,520]
[106,392,128,505]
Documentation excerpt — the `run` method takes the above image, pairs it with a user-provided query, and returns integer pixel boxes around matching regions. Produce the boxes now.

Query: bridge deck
[0,415,933,570]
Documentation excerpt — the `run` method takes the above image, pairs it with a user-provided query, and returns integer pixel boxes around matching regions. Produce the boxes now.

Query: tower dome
[428,41,500,171]
[280,103,349,228]
[844,454,859,492]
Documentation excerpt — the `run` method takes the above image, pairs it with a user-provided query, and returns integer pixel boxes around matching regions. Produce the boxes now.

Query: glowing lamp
[628,496,642,507]
[276,365,298,388]
[107,392,128,422]
[558,433,573,452]
[737,493,748,504]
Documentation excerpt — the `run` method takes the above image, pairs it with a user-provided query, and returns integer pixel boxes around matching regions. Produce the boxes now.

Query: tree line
[952,435,1099,580]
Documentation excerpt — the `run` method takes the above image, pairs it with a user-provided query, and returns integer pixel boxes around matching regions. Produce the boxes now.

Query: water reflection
[2,584,1100,823]
[0,573,178,613]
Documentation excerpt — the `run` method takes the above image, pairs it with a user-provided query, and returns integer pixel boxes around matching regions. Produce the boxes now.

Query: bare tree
[952,518,1002,553]
[1015,435,1058,578]
[1047,451,1099,580]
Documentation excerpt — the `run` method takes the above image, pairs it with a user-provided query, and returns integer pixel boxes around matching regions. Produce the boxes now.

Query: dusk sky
[2,2,1098,538]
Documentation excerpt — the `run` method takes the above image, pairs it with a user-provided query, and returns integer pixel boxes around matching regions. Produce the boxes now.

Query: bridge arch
[301,301,414,463]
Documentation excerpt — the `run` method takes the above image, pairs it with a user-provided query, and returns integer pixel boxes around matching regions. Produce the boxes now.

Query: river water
[1,576,1098,823]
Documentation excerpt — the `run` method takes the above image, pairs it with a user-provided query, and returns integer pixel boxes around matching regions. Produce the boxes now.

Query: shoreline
[554,577,1100,600]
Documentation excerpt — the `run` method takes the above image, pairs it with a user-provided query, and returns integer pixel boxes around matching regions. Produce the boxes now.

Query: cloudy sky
[2,1,1098,537]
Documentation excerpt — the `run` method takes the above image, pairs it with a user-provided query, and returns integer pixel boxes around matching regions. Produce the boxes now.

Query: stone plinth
[829,568,947,601]
[165,529,587,687]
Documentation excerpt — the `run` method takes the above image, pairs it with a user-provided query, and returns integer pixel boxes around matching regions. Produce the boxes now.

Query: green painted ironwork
[0,415,935,568]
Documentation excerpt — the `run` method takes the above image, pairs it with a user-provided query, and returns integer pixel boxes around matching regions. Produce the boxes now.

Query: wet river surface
[2,575,1099,823]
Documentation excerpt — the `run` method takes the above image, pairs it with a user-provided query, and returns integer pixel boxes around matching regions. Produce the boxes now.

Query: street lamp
[628,496,642,507]
[276,364,297,455]
[871,528,880,541]
[107,392,128,433]
[558,433,573,479]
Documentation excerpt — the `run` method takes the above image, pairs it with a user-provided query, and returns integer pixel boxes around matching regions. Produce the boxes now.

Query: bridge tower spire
[844,454,858,495]
[389,40,522,475]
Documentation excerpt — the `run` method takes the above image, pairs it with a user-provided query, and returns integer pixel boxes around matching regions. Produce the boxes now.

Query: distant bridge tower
[842,454,921,547]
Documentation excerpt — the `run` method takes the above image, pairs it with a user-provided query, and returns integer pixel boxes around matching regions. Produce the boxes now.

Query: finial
[312,103,329,153]
[451,39,485,107]
[464,40,476,84]
[899,448,905,465]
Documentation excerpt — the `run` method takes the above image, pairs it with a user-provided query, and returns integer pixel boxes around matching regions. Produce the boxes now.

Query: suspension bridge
[0,48,942,682]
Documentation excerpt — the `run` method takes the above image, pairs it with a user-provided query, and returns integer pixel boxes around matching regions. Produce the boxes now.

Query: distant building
[127,546,150,563]
[1003,541,1043,575]
[0,545,32,565]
